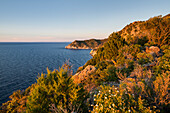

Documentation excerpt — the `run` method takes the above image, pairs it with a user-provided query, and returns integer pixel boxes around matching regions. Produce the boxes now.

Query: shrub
[84,32,126,67]
[26,65,88,113]
[137,52,154,65]
[122,65,169,112]
[91,85,155,113]
[154,46,170,75]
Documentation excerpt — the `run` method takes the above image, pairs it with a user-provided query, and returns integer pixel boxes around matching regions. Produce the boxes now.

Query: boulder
[72,65,96,84]
[146,46,160,54]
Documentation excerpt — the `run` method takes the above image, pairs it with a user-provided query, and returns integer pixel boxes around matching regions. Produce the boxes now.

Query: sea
[0,42,92,105]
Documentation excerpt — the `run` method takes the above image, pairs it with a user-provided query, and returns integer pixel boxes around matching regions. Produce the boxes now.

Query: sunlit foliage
[91,85,156,113]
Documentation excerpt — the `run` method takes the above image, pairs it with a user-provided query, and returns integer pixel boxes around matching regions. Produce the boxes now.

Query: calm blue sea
[0,42,92,105]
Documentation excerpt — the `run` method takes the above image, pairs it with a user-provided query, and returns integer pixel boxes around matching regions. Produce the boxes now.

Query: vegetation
[118,14,170,47]
[1,14,169,113]
[84,32,126,66]
[91,85,157,113]
[0,64,88,113]
[66,38,108,49]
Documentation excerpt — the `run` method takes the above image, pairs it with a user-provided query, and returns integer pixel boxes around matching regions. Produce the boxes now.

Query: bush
[137,52,154,65]
[84,32,126,67]
[26,65,88,113]
[122,65,169,112]
[91,85,155,113]
[154,46,170,75]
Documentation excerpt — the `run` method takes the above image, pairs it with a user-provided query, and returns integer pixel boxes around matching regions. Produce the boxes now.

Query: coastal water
[0,42,92,105]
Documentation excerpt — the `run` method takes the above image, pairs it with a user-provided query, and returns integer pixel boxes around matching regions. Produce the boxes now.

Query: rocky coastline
[65,39,107,50]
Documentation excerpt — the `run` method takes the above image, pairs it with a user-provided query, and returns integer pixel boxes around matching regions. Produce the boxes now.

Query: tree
[142,16,170,46]
[26,64,88,113]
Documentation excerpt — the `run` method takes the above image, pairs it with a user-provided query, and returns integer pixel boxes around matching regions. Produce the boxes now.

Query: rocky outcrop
[72,65,96,91]
[65,39,107,49]
[72,65,96,84]
[146,46,160,54]
[90,49,97,57]
[65,44,90,49]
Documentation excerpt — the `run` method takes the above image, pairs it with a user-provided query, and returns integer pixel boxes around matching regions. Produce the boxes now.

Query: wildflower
[109,90,111,92]
[132,94,134,96]
[94,94,96,97]
[112,104,115,107]
[94,98,96,101]
[114,94,116,96]
[128,109,131,112]
[105,94,107,96]
[109,105,111,108]
[95,104,98,107]
[117,90,119,93]
[99,90,101,93]
[115,87,117,90]
[105,97,107,99]
[91,104,93,106]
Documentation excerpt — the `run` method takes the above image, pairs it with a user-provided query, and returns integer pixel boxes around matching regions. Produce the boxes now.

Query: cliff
[65,39,107,49]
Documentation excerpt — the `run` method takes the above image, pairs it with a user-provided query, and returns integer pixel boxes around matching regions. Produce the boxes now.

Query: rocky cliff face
[72,65,96,91]
[65,39,107,49]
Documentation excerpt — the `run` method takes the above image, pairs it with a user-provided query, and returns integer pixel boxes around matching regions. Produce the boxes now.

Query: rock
[143,62,156,67]
[72,65,96,83]
[90,49,97,56]
[72,65,96,91]
[146,46,160,55]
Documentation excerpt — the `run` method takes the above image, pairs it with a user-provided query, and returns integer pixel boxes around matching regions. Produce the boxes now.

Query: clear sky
[0,0,169,42]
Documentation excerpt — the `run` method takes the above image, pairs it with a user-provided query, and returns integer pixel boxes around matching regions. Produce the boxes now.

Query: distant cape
[65,39,107,49]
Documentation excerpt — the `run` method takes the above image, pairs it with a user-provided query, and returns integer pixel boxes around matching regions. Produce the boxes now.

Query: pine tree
[26,64,88,113]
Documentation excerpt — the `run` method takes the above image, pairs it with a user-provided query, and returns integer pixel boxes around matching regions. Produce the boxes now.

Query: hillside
[1,14,169,113]
[66,14,169,51]
[118,14,170,46]
[65,39,107,49]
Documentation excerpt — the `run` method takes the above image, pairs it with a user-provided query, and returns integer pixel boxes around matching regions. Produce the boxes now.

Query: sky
[0,0,169,42]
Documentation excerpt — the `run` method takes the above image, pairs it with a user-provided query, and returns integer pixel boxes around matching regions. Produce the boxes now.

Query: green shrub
[26,65,88,113]
[84,33,126,67]
[137,52,154,65]
[91,85,155,113]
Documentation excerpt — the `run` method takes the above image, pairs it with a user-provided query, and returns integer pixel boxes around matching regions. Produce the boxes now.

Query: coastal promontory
[65,39,107,49]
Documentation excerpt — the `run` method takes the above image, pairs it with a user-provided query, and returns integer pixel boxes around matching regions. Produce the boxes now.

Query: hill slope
[66,14,169,50]
[1,14,169,113]
[118,14,170,46]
